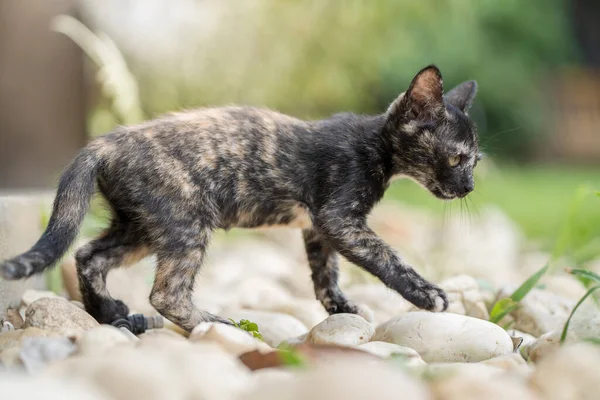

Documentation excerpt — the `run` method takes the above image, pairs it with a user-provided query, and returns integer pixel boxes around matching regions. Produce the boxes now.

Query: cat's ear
[445,80,477,112]
[386,65,444,125]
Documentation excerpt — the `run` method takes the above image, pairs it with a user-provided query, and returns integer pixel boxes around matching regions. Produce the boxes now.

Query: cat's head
[385,65,480,200]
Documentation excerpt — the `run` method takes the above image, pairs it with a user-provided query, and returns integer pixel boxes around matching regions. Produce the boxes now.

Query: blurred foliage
[88,0,577,159]
[386,162,600,251]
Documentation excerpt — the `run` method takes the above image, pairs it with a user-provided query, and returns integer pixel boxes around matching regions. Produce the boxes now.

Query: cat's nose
[463,181,474,194]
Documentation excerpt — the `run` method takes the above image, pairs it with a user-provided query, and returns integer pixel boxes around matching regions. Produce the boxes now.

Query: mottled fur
[1,66,479,331]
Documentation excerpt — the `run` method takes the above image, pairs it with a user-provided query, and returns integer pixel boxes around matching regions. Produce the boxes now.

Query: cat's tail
[0,147,101,280]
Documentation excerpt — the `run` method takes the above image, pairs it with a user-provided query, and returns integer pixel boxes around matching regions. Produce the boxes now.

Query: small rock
[23,298,99,336]
[307,314,374,346]
[224,309,307,347]
[507,329,537,346]
[1,321,15,332]
[526,331,576,363]
[19,337,77,374]
[189,322,272,355]
[21,290,63,307]
[530,343,600,400]
[357,341,425,366]
[5,307,25,329]
[244,359,431,400]
[76,325,133,356]
[439,275,489,320]
[373,312,513,363]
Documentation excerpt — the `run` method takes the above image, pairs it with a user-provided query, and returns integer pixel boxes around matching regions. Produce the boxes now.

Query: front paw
[407,283,448,312]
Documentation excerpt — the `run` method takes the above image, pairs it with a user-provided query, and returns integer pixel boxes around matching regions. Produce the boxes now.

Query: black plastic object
[110,314,164,335]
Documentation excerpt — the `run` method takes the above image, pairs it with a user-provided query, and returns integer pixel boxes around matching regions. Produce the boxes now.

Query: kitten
[0,65,479,331]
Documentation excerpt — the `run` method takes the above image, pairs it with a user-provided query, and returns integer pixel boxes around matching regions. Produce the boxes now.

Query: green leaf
[560,285,600,344]
[229,319,264,341]
[277,344,307,368]
[489,264,549,324]
[511,264,549,302]
[567,268,600,284]
[489,298,519,324]
[583,337,600,345]
[595,191,600,198]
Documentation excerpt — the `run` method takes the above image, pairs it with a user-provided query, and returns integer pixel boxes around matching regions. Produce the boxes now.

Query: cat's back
[135,106,307,140]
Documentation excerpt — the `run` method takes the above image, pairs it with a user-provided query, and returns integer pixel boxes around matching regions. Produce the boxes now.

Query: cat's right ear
[386,65,445,128]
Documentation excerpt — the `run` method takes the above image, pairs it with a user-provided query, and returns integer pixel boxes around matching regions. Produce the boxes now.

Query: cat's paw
[114,300,130,319]
[407,283,448,312]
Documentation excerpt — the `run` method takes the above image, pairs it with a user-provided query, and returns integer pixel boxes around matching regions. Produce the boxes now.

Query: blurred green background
[2,0,599,258]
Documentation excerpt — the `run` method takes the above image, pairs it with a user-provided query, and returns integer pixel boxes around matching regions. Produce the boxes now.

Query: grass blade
[489,298,519,324]
[489,264,548,324]
[510,264,549,302]
[567,268,600,283]
[560,285,600,344]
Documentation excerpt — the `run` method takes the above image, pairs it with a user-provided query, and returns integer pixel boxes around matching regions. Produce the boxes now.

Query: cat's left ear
[445,81,478,112]
[386,65,445,126]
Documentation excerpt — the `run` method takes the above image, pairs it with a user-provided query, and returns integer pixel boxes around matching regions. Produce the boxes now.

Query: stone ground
[1,202,600,400]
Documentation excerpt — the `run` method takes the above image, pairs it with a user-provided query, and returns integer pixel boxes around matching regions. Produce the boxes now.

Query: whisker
[483,126,523,142]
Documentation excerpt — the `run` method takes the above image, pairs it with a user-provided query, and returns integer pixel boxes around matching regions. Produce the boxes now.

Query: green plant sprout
[489,185,598,327]
[560,285,600,344]
[489,264,548,324]
[229,319,264,341]
[276,343,308,368]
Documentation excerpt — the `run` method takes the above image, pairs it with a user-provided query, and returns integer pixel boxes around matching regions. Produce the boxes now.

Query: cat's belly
[224,203,313,230]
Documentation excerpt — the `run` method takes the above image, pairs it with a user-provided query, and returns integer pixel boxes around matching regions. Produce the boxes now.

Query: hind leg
[75,222,149,324]
[149,227,229,332]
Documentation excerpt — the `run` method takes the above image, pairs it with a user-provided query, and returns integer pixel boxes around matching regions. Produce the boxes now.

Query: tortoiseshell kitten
[1,65,479,331]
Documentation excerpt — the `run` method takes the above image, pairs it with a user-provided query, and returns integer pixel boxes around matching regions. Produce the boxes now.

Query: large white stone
[307,314,374,346]
[373,312,513,363]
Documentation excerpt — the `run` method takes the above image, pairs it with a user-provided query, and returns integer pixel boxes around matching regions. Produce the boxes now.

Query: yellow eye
[448,155,461,167]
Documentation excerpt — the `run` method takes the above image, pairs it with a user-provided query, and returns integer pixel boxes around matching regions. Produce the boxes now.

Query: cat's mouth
[430,187,456,200]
